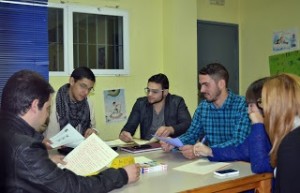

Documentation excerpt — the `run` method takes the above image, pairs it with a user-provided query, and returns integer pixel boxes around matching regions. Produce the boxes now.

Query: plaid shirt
[179,90,251,148]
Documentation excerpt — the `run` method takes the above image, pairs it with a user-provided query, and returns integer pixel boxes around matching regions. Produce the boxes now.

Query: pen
[200,136,206,144]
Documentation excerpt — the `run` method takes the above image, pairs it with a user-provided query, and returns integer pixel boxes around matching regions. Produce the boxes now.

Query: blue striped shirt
[179,90,251,148]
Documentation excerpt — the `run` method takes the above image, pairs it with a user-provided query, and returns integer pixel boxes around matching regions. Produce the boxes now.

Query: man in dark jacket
[1,70,140,193]
[119,73,191,142]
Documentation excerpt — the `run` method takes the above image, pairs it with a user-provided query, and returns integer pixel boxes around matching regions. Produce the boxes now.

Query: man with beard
[119,73,191,142]
[1,70,140,193]
[161,63,251,160]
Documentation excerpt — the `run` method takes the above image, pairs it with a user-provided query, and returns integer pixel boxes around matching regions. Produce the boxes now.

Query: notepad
[173,159,230,175]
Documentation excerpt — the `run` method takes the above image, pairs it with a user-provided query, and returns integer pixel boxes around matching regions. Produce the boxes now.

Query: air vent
[210,0,225,6]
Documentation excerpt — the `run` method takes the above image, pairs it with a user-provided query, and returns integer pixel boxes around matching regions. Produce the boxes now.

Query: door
[197,20,239,101]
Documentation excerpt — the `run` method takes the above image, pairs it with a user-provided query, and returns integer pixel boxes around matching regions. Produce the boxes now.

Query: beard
[148,94,165,105]
[202,88,222,103]
[38,116,50,133]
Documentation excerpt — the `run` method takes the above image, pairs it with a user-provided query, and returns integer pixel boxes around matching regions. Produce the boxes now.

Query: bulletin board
[269,50,300,76]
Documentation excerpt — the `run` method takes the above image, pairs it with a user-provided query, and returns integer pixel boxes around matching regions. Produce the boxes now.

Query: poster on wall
[269,49,300,76]
[103,89,127,123]
[272,28,298,53]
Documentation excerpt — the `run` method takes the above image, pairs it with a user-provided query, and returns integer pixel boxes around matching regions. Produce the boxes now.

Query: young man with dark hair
[161,63,251,160]
[1,70,139,193]
[119,73,191,142]
[44,67,97,139]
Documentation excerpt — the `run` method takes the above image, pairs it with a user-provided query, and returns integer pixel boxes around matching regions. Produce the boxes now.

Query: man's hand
[123,164,140,184]
[119,131,133,142]
[193,143,213,157]
[155,126,174,137]
[49,154,66,165]
[84,128,97,138]
[179,145,197,159]
[160,140,174,152]
[42,138,53,150]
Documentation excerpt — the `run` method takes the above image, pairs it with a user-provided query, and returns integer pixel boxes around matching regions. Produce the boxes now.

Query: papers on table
[50,124,84,148]
[173,159,230,175]
[58,133,119,176]
[105,139,132,147]
[133,137,158,145]
[105,137,158,147]
[152,135,183,147]
[134,156,154,164]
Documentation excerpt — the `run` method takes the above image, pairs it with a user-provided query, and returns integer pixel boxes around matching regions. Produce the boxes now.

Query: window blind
[0,0,48,103]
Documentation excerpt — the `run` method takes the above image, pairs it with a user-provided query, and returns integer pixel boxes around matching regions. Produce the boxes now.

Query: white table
[111,150,272,193]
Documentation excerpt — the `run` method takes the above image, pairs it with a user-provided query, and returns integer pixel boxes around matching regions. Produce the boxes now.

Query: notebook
[120,142,162,153]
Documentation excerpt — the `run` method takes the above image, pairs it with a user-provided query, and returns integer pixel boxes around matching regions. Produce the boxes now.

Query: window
[48,4,129,76]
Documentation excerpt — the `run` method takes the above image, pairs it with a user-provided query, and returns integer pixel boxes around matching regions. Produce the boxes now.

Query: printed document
[59,133,119,176]
[50,123,84,148]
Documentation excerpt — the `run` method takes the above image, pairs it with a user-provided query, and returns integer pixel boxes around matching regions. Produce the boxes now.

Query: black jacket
[121,94,191,139]
[275,126,300,193]
[1,112,128,193]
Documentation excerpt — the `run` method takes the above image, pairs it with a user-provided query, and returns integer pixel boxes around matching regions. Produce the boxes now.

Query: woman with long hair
[262,73,300,192]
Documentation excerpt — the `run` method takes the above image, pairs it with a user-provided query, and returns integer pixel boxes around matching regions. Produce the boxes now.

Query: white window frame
[49,3,130,76]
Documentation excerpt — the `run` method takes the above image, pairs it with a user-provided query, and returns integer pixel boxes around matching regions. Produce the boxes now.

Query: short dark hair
[1,70,54,116]
[199,63,229,87]
[148,73,169,89]
[245,77,268,104]
[71,67,96,83]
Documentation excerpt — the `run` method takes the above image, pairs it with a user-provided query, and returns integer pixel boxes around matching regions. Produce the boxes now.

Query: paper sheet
[133,137,158,145]
[152,135,183,147]
[134,156,153,164]
[105,137,158,147]
[59,133,119,176]
[50,123,84,148]
[105,139,133,147]
[173,159,230,175]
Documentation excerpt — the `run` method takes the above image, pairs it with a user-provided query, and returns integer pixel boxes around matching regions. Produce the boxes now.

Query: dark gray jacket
[2,112,128,193]
[121,94,191,139]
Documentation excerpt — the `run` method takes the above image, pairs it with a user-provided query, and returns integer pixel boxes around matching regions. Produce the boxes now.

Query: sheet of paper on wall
[49,123,84,148]
[58,133,119,176]
[173,159,230,175]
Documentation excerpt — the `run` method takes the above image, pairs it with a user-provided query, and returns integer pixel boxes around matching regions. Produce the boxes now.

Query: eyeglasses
[79,83,95,94]
[144,88,164,94]
[256,98,263,109]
